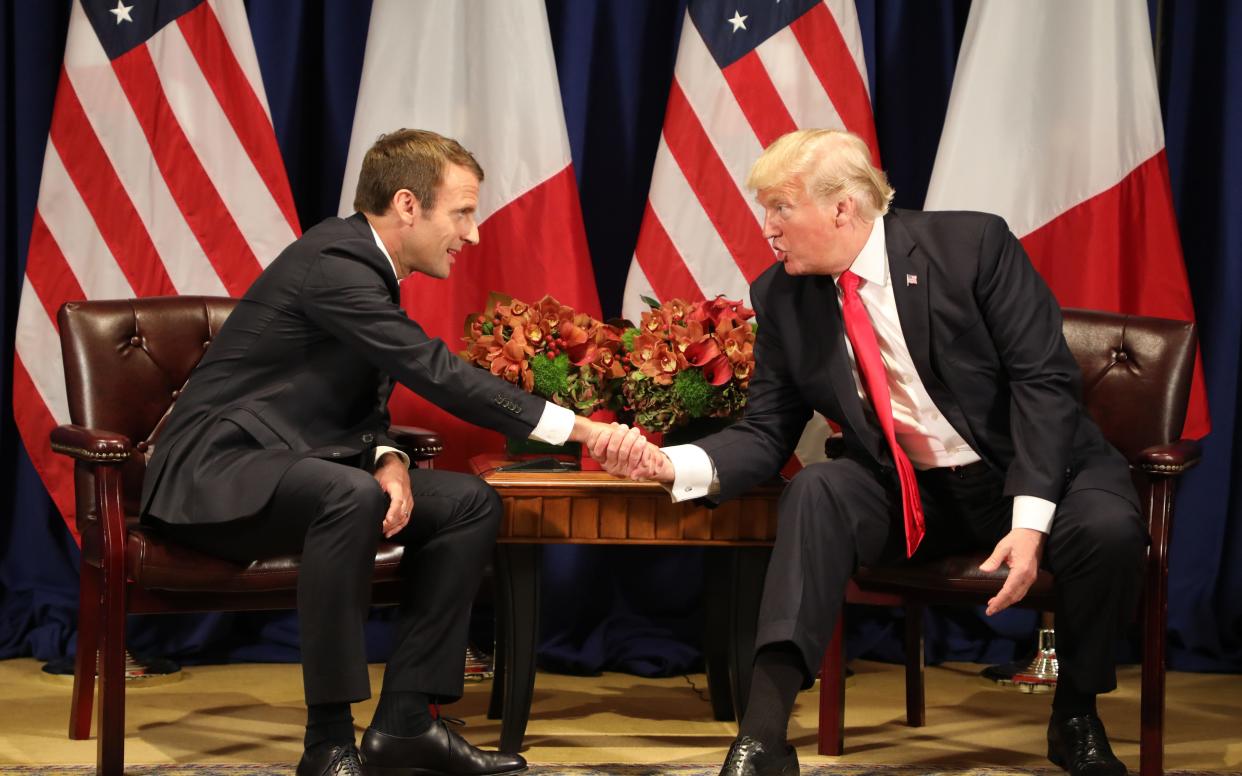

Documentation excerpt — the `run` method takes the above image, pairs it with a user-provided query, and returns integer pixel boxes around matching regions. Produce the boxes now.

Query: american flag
[13,0,298,538]
[622,0,878,323]
[621,0,878,465]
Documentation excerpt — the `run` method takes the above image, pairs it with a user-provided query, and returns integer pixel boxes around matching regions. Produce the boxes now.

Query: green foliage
[672,368,713,418]
[482,321,494,335]
[530,352,570,398]
[621,327,641,351]
[640,295,661,309]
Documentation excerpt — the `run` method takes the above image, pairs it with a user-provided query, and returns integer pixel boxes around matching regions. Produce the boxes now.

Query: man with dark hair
[142,128,610,776]
[597,129,1145,776]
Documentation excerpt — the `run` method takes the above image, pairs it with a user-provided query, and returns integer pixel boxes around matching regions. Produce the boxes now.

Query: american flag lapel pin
[906,274,918,286]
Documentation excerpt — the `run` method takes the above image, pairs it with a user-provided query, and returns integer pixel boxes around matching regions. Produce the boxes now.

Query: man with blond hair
[597,129,1144,776]
[143,129,613,776]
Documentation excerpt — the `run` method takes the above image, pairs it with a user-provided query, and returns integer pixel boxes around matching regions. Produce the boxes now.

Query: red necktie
[838,270,925,557]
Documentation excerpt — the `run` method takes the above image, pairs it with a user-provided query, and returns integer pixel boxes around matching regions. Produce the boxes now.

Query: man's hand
[979,527,1047,616]
[374,452,412,538]
[586,424,676,484]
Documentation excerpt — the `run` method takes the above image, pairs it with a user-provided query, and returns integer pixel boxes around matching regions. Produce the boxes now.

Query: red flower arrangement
[460,293,758,434]
[618,295,756,433]
[460,293,625,415]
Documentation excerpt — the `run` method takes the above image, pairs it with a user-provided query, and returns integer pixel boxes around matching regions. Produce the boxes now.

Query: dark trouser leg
[755,459,897,675]
[153,457,389,706]
[741,459,895,747]
[1044,487,1146,698]
[379,470,504,703]
[273,460,389,706]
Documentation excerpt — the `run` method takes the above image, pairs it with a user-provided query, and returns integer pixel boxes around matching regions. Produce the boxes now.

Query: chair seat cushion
[127,526,406,593]
[854,552,1055,605]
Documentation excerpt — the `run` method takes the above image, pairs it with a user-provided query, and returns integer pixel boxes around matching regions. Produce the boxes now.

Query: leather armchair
[50,296,443,776]
[817,309,1200,776]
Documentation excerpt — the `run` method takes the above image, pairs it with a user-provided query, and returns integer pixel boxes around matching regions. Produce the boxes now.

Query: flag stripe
[647,139,752,301]
[633,203,706,304]
[673,18,767,225]
[111,43,264,297]
[35,142,136,301]
[663,80,775,282]
[175,2,300,235]
[147,20,295,269]
[63,23,230,298]
[12,355,77,540]
[48,71,177,298]
[756,27,846,131]
[790,3,880,162]
[25,214,86,325]
[721,50,798,149]
[14,282,69,423]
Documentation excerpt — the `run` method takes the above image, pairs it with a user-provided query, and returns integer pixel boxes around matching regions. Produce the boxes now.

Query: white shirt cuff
[1012,495,1057,534]
[374,445,410,470]
[529,401,576,445]
[661,444,716,503]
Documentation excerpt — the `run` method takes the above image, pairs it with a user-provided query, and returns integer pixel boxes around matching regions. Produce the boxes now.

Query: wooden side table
[471,456,783,752]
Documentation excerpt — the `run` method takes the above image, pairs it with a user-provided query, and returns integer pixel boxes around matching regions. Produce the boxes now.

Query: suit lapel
[887,214,935,384]
[885,212,981,454]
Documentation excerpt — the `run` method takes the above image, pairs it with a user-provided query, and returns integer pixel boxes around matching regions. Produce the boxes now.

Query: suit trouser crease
[755,458,1144,695]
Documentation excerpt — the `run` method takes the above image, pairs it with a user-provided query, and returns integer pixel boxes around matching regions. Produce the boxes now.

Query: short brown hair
[352,129,485,215]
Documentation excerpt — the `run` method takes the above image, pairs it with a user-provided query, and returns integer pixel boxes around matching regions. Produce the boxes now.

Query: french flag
[925,0,1209,439]
[339,0,601,471]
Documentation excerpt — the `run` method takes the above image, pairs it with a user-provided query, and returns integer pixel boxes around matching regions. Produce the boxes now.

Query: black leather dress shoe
[718,735,799,776]
[360,722,526,776]
[1047,714,1128,776]
[297,743,363,776]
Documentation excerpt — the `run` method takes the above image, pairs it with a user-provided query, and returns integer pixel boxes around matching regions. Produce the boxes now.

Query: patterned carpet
[1,766,1236,776]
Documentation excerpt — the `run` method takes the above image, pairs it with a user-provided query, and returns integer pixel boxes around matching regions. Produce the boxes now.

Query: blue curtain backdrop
[1,0,1239,676]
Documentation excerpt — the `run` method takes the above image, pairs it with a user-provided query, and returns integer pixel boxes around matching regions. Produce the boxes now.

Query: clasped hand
[575,420,673,483]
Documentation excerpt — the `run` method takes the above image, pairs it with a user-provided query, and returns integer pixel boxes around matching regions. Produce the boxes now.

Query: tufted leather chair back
[1061,308,1197,463]
[59,296,237,535]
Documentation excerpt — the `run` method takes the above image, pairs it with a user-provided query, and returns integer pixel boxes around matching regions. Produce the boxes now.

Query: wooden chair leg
[904,602,925,727]
[70,561,101,740]
[1140,559,1168,776]
[96,569,127,775]
[817,611,846,755]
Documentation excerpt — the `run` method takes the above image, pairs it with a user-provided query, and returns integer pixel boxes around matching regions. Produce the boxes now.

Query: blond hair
[353,128,484,215]
[747,129,894,218]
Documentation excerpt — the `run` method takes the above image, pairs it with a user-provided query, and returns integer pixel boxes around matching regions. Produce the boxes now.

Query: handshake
[569,416,674,483]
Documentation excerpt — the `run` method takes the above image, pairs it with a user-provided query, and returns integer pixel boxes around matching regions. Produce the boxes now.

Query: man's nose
[464,221,480,245]
[762,216,779,239]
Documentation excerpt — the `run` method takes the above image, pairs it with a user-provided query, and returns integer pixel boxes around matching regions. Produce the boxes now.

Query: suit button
[362,433,374,444]
[331,451,342,458]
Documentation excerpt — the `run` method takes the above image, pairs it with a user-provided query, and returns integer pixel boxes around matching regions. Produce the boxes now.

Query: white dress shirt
[663,217,1057,534]
[366,224,576,470]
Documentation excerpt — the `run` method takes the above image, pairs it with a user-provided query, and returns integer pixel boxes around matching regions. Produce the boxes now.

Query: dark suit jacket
[696,208,1135,510]
[141,213,545,525]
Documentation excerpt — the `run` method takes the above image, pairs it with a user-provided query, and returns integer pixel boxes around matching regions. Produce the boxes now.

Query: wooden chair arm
[1136,438,1202,475]
[50,424,133,464]
[388,425,444,462]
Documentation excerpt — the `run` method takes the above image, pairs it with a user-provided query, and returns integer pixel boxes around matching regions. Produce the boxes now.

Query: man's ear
[393,189,422,224]
[835,195,857,225]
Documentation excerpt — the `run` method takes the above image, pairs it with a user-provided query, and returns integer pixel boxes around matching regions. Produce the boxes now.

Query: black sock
[371,691,433,738]
[305,702,355,750]
[738,643,807,751]
[1052,679,1098,718]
